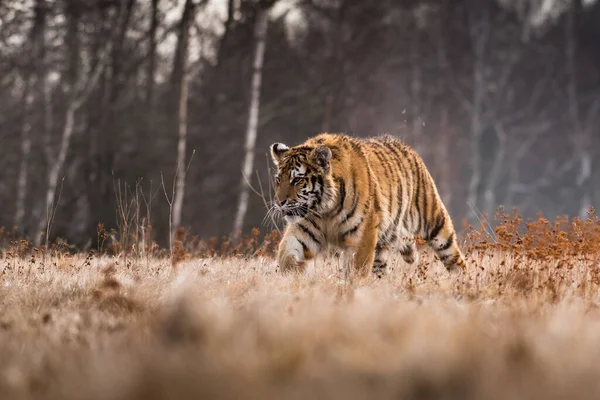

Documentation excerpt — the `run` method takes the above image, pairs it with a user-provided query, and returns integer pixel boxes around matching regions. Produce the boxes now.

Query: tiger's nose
[277,199,287,207]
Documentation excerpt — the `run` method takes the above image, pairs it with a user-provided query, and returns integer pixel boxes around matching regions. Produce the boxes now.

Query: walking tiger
[269,133,466,277]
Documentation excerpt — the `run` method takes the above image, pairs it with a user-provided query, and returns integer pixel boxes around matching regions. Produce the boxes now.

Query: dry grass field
[2,208,600,400]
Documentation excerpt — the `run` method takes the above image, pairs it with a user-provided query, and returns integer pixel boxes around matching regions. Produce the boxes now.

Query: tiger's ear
[310,145,332,172]
[270,143,289,166]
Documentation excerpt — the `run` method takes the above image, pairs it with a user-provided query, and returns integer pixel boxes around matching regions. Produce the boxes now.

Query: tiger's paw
[277,253,306,274]
[372,260,387,279]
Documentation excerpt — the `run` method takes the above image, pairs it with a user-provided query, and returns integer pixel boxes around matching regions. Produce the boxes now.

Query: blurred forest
[0,0,599,248]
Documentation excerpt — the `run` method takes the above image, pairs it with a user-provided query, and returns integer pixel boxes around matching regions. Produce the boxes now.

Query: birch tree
[233,4,271,235]
[15,80,33,233]
[465,5,489,219]
[172,0,201,229]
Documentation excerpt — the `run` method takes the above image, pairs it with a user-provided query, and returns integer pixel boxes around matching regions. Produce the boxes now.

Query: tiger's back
[269,132,466,277]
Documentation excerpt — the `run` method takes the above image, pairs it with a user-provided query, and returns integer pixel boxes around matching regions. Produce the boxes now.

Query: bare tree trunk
[36,104,76,246]
[482,123,507,218]
[172,77,189,229]
[15,80,33,232]
[41,72,54,175]
[565,7,593,219]
[172,48,191,229]
[576,152,592,217]
[172,67,190,228]
[146,0,159,108]
[171,0,198,229]
[466,7,488,220]
[233,7,270,235]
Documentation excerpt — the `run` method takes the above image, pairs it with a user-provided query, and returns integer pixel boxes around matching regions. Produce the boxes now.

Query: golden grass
[2,209,600,399]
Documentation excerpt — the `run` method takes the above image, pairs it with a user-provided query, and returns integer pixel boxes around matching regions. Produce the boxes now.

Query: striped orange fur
[269,133,467,278]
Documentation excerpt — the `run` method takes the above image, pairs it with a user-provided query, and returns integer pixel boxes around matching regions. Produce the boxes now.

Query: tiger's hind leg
[399,240,418,265]
[372,234,418,278]
[397,229,419,266]
[426,217,467,274]
[372,241,391,278]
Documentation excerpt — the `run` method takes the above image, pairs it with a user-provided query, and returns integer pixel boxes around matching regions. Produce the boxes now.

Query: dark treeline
[0,0,598,248]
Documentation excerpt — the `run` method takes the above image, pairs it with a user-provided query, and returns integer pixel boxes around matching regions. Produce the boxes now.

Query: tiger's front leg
[276,222,322,273]
[349,218,378,278]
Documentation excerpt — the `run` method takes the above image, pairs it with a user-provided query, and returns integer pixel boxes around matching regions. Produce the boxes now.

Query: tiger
[268,132,467,278]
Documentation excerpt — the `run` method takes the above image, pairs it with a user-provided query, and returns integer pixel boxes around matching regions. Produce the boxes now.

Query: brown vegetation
[2,208,600,399]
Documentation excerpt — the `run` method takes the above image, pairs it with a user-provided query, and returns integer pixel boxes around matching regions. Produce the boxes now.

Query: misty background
[0,0,598,249]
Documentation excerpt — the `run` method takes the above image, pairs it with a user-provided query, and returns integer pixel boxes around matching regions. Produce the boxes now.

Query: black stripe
[364,154,375,210]
[412,156,422,234]
[421,165,429,235]
[374,196,381,213]
[332,177,346,216]
[373,143,394,178]
[370,146,392,179]
[304,215,320,230]
[380,144,399,218]
[298,223,321,246]
[298,238,309,253]
[341,218,363,237]
[384,176,404,241]
[312,176,323,204]
[386,207,402,242]
[343,194,359,223]
[340,169,359,222]
[382,141,407,204]
[439,232,454,251]
[382,142,404,169]
[426,215,446,242]
[314,190,322,205]
[441,253,459,265]
[387,181,394,217]
[403,210,412,232]
[400,245,413,256]
[372,150,392,188]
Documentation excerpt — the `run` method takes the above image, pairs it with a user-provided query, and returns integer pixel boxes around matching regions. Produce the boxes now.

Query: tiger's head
[269,142,335,218]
